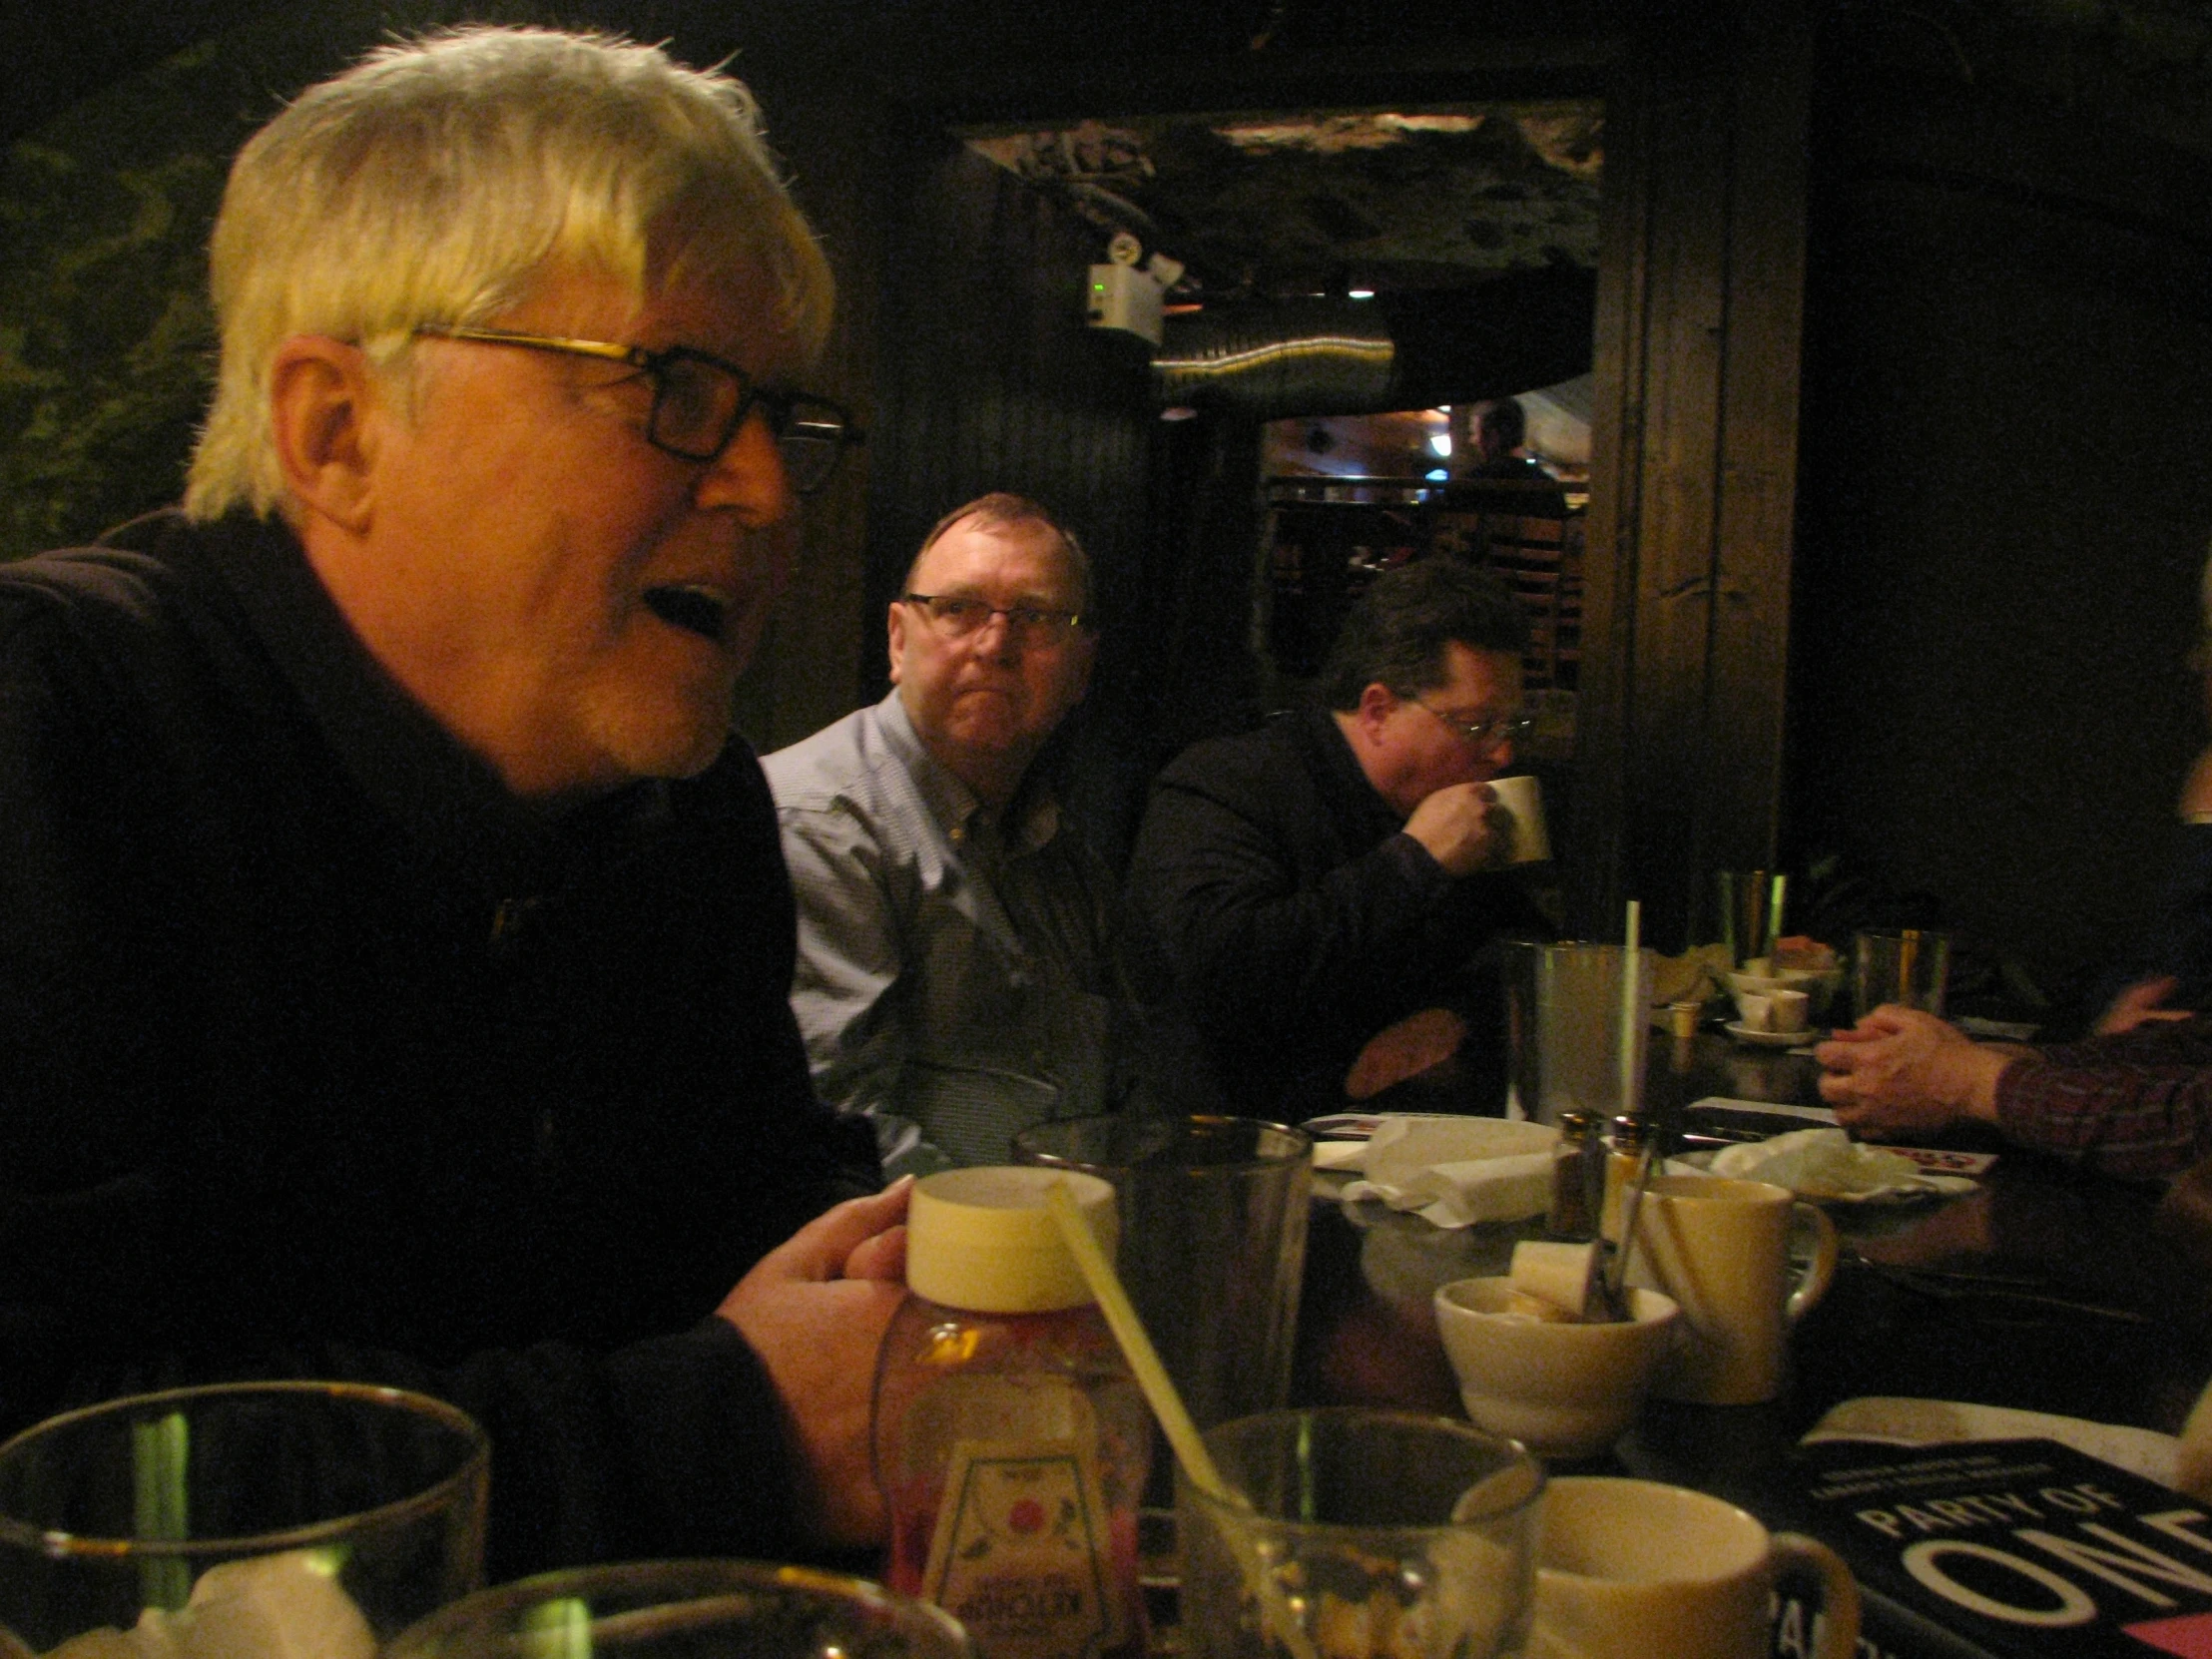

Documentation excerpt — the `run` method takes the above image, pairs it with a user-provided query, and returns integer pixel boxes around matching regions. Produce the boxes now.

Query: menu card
[1763,1436,2212,1658]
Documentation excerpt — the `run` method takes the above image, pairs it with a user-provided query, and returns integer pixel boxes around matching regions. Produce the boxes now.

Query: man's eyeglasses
[412,324,862,495]
[900,593,1084,642]
[1414,699,1535,751]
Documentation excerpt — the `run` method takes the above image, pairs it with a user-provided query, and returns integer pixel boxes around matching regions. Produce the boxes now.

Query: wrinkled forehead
[1430,641,1523,709]
[905,515,1083,602]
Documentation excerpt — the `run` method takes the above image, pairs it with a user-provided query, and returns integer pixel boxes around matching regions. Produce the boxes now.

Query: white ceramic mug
[1738,986,1811,1032]
[1487,774,1551,864]
[1627,1176,1837,1404]
[1532,1477,1859,1659]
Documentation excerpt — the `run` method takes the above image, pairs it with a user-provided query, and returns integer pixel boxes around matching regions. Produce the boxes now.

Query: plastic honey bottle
[872,1167,1152,1659]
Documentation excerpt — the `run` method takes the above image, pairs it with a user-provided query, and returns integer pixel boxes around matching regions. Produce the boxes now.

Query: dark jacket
[1123,704,1549,1119]
[0,509,878,1578]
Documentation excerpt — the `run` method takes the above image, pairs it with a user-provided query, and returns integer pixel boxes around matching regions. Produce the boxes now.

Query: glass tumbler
[387,1559,973,1659]
[1178,1407,1544,1659]
[0,1380,488,1656]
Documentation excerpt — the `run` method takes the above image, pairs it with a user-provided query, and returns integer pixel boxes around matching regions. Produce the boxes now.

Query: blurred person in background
[1456,396,1553,484]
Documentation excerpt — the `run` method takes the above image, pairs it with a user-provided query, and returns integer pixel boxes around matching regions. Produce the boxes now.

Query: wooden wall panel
[859,132,1156,830]
[1573,0,1812,949]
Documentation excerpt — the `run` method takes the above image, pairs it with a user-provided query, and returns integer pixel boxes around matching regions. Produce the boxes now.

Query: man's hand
[2096,975,2193,1036]
[1814,1006,2021,1137]
[1402,782,1503,876]
[716,1178,912,1548]
[1345,1007,1467,1099]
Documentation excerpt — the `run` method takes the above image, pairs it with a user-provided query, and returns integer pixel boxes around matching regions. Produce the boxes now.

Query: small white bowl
[1433,1277,1681,1461]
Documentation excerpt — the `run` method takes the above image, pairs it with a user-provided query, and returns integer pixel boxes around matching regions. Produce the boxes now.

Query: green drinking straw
[132,1411,192,1612]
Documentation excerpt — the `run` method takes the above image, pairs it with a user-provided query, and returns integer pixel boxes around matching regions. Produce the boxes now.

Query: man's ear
[269,337,381,536]
[1353,680,1397,740]
[885,600,908,686]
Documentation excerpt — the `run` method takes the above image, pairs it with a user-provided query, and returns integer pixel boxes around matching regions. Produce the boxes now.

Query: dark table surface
[1289,1027,2212,1519]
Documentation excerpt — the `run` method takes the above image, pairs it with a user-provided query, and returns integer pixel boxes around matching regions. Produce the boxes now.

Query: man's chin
[591,695,736,784]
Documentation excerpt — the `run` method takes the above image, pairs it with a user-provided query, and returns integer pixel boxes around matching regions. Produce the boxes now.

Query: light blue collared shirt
[763,692,1123,1171]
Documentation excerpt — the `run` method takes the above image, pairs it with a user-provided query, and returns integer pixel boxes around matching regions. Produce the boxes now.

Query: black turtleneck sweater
[0,508,877,1579]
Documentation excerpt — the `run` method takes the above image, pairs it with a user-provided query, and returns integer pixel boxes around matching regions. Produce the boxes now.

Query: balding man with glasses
[0,26,898,1579]
[766,494,1131,1173]
[1126,559,1552,1119]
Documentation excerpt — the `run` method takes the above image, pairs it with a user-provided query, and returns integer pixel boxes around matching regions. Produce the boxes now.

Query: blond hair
[185,25,833,520]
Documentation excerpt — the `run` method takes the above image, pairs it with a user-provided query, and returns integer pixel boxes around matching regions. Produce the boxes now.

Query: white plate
[1725,1021,1816,1048]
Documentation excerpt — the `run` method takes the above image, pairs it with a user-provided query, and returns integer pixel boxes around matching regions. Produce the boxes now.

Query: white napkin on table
[1708,1126,1976,1202]
[42,1550,376,1659]
[1339,1117,1558,1229]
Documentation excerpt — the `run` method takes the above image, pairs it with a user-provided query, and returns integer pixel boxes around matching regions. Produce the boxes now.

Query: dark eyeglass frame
[411,323,862,493]
[1412,698,1536,750]
[900,592,1086,641]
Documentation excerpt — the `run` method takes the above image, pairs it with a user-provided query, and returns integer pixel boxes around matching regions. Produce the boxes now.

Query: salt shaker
[1601,1113,1653,1242]
[1547,1110,1598,1240]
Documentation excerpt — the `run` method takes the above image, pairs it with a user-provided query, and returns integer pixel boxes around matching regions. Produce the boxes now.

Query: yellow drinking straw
[1044,1181,1322,1659]
[1044,1181,1228,1501]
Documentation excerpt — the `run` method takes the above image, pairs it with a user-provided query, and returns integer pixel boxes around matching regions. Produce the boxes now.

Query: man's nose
[968,608,1022,659]
[694,408,795,525]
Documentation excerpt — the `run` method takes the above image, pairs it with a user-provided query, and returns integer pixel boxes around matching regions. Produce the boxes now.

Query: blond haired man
[0,27,894,1578]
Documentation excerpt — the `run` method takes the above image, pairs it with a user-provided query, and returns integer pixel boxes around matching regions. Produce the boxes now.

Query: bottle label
[921,1436,1125,1659]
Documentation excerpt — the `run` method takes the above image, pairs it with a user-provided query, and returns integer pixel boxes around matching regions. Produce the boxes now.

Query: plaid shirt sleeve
[1994,1016,2212,1181]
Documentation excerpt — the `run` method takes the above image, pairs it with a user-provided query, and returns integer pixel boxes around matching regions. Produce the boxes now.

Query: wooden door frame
[1570,0,1814,948]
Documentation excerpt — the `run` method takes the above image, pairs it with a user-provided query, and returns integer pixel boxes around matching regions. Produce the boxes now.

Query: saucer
[1725,1020,1813,1049]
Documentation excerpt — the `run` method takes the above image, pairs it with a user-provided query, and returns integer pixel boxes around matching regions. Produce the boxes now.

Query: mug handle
[1770,1532,1862,1659]
[1786,1202,1838,1322]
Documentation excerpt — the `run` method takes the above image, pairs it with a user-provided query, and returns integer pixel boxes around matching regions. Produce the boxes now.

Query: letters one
[1883,1505,2212,1628]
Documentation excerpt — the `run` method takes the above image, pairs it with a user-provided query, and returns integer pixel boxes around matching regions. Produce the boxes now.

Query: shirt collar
[1302,702,1404,836]
[872,689,1060,853]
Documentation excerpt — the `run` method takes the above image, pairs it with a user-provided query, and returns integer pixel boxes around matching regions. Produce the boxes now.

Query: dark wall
[861,134,1157,847]
[1789,77,2212,1005]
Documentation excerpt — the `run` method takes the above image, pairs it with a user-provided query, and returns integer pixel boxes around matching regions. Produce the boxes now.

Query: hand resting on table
[1815,1005,2033,1138]
[717,1177,912,1549]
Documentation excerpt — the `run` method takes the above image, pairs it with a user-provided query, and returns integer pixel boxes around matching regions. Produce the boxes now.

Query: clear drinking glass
[1715,870,1787,968]
[0,1381,488,1655]
[1010,1114,1313,1436]
[1178,1407,1543,1659]
[1851,927,1951,1018]
[1504,940,1654,1128]
[386,1559,973,1658]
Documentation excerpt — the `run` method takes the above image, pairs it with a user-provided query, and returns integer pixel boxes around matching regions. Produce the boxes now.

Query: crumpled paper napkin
[45,1549,376,1659]
[1709,1126,1977,1203]
[1339,1117,1558,1228]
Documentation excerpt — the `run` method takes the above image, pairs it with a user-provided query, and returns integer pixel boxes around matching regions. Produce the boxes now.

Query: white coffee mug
[1627,1176,1837,1404]
[1764,987,1811,1032]
[1532,1477,1859,1659]
[1487,774,1551,864]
